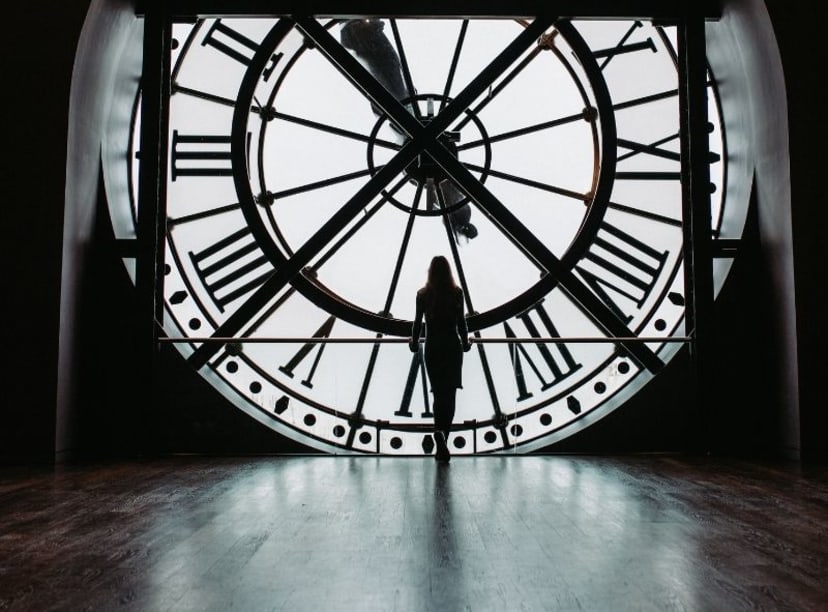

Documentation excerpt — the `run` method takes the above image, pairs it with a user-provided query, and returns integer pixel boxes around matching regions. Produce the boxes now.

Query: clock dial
[116,16,737,454]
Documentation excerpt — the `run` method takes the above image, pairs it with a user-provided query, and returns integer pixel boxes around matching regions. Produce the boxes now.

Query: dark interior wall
[761,2,828,462]
[57,0,140,460]
[0,3,91,463]
[707,0,800,459]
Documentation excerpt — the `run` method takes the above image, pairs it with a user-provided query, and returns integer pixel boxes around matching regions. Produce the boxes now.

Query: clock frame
[122,4,732,454]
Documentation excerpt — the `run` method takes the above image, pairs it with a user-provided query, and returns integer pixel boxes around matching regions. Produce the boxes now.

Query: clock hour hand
[340,19,409,116]
[340,18,477,242]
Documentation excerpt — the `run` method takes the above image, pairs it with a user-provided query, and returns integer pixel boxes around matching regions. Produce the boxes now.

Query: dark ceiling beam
[137,0,722,20]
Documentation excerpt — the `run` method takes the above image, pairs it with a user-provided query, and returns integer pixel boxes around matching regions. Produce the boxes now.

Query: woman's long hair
[423,256,459,317]
[426,256,457,292]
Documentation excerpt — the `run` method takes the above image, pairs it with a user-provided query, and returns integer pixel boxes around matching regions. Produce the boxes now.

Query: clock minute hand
[340,18,477,240]
[340,19,414,119]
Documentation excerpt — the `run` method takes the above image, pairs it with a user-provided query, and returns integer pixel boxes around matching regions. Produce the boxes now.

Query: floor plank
[0,456,826,611]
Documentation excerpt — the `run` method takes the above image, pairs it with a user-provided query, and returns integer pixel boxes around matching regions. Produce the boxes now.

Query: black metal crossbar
[138,0,721,20]
[160,336,691,344]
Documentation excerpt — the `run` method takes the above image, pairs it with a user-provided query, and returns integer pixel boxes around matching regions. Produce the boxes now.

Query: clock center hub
[404,126,461,184]
[366,93,493,217]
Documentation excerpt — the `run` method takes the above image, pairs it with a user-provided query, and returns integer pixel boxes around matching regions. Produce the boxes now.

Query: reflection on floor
[0,455,826,611]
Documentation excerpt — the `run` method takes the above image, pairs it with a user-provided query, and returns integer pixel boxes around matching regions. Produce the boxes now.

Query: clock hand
[439,19,469,113]
[387,19,422,121]
[340,19,477,240]
[339,18,475,241]
[340,18,413,120]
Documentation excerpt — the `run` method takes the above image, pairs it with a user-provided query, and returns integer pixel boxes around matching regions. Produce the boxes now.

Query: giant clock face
[113,16,742,454]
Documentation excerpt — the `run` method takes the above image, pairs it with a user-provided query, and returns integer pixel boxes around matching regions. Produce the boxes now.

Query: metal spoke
[462,162,589,202]
[437,187,474,311]
[457,110,586,152]
[172,84,236,108]
[346,334,383,448]
[388,19,422,121]
[440,19,469,112]
[347,184,424,443]
[271,166,380,200]
[457,86,692,154]
[613,86,680,111]
[383,182,424,313]
[272,109,401,150]
[617,134,680,162]
[172,84,269,119]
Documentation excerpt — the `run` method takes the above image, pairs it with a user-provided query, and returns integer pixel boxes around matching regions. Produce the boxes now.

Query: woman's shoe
[434,432,451,463]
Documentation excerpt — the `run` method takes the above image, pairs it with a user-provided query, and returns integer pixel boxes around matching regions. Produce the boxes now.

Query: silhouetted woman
[410,256,471,462]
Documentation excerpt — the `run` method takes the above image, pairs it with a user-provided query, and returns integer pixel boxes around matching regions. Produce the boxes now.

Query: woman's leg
[432,384,456,461]
[433,384,456,437]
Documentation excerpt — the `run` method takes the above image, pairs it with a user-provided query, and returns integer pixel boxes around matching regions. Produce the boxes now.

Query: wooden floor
[1,456,826,611]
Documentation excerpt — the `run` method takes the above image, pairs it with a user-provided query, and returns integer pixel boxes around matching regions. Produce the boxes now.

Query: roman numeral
[618,134,720,167]
[188,227,274,311]
[616,133,682,181]
[278,315,336,388]
[202,20,282,80]
[505,301,581,402]
[576,222,669,320]
[618,135,680,162]
[394,346,433,418]
[592,22,656,69]
[171,131,232,180]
